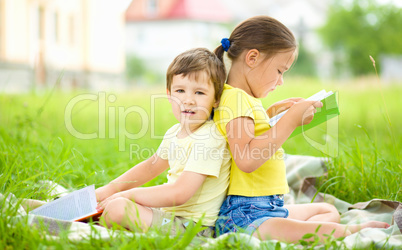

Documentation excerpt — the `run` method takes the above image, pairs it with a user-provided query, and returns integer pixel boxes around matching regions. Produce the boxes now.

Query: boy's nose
[183,95,195,105]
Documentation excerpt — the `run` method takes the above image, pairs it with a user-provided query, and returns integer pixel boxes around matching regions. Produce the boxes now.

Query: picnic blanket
[1,154,401,248]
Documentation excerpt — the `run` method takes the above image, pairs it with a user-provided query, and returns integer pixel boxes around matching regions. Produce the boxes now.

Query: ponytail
[214,45,226,71]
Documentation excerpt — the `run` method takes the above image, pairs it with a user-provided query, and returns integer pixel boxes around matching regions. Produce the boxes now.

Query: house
[125,0,232,81]
[220,0,332,78]
[0,0,128,92]
[380,55,402,83]
[124,0,342,81]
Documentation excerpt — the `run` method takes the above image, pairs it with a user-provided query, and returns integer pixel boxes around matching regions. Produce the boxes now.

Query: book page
[269,90,333,127]
[289,91,339,138]
[29,185,98,221]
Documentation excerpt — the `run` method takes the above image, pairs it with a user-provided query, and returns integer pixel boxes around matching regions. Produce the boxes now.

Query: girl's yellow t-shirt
[213,84,289,196]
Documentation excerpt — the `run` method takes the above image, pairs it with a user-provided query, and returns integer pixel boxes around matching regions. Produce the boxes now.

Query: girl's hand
[285,100,323,127]
[267,98,304,117]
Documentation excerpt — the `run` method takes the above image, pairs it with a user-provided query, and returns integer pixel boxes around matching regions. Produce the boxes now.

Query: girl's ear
[245,49,260,68]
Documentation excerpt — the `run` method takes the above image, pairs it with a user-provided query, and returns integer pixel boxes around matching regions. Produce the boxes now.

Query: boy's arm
[97,171,207,209]
[227,100,322,173]
[96,153,169,202]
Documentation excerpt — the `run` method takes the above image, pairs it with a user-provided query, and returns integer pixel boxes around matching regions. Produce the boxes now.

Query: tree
[318,0,402,76]
[126,55,146,82]
[288,41,317,77]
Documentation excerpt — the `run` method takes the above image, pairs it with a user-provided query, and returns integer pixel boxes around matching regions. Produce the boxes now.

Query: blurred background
[1,0,402,93]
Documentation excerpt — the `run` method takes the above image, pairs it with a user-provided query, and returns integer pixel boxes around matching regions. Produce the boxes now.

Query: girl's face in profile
[247,50,295,98]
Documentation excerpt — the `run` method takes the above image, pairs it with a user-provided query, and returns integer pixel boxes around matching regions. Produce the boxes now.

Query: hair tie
[221,38,231,52]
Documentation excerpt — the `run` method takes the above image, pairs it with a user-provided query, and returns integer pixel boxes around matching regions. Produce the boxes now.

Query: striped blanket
[1,155,401,248]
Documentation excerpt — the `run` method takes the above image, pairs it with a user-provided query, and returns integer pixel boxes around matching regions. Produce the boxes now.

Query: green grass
[0,78,401,249]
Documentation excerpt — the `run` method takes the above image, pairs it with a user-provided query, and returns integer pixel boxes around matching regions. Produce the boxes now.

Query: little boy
[96,48,230,237]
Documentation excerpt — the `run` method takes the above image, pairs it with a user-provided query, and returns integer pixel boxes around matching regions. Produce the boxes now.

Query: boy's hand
[95,185,117,203]
[267,97,304,117]
[285,100,323,127]
[96,191,127,210]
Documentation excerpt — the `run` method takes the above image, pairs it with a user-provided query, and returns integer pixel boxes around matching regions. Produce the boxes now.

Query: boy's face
[168,72,218,134]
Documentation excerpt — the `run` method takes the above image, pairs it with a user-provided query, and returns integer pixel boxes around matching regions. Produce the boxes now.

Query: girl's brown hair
[215,16,297,65]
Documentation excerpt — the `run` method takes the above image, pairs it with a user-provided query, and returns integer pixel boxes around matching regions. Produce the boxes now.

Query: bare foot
[348,221,390,234]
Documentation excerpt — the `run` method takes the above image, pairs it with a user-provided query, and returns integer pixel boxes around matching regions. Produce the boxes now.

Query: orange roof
[126,0,231,22]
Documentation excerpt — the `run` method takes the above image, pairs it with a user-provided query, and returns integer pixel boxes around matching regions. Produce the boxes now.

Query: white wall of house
[0,0,128,92]
[126,20,230,76]
[1,0,30,64]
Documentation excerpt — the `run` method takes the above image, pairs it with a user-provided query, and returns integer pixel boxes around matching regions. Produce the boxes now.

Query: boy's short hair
[166,48,226,102]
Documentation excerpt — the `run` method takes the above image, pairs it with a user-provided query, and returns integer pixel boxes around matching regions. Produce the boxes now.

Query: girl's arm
[97,171,207,209]
[227,100,322,173]
[95,153,169,202]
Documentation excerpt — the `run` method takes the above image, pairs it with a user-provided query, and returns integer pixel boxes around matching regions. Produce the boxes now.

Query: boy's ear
[213,99,220,108]
[167,89,172,103]
[245,49,260,68]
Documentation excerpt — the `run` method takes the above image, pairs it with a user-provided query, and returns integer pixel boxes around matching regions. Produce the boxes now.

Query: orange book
[74,209,103,222]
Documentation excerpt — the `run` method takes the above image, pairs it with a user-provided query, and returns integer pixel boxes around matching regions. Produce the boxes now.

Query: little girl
[213,15,389,243]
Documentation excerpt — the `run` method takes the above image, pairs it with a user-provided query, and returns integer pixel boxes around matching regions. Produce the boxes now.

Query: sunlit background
[0,0,401,93]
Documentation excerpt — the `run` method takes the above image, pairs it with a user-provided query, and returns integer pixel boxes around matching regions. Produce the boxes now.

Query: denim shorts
[215,195,289,235]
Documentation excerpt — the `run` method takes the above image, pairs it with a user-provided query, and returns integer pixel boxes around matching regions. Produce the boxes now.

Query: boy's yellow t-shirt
[213,84,289,196]
[156,120,231,226]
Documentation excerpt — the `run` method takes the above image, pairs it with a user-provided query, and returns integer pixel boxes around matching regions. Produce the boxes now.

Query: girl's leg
[253,217,389,243]
[254,217,349,243]
[102,197,153,231]
[285,203,340,222]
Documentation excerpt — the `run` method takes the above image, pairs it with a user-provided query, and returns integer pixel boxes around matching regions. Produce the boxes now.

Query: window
[68,14,75,46]
[38,6,45,40]
[146,0,157,17]
[54,12,59,43]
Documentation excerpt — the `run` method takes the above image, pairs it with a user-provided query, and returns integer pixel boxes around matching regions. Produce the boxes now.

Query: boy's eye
[176,89,184,93]
[195,91,205,95]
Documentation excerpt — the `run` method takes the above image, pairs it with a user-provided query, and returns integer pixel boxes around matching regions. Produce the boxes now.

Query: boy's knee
[103,197,131,226]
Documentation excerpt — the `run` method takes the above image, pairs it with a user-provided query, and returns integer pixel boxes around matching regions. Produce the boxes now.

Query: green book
[269,90,340,138]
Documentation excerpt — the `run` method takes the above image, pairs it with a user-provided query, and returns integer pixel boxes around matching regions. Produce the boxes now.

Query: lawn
[0,77,401,248]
